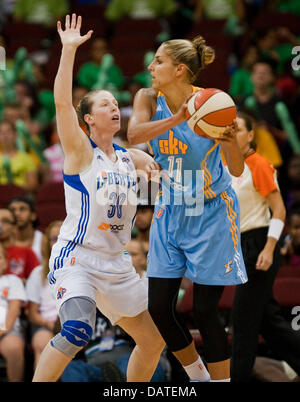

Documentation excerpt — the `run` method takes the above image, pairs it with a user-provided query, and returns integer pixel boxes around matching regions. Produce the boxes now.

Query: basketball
[186,88,237,139]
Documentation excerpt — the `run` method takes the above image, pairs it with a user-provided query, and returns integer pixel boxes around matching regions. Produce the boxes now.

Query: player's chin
[111,120,120,129]
[151,80,159,90]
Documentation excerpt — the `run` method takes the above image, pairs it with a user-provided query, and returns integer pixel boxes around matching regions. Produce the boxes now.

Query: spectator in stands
[8,196,43,262]
[238,58,300,169]
[0,0,16,29]
[280,202,300,268]
[14,79,48,136]
[0,242,26,382]
[282,154,300,211]
[105,0,177,42]
[13,0,69,27]
[254,28,280,65]
[0,208,39,282]
[229,44,259,100]
[255,27,300,74]
[132,203,154,255]
[166,0,203,38]
[76,37,125,92]
[105,0,176,22]
[126,238,147,284]
[195,0,246,36]
[2,101,48,182]
[0,120,39,193]
[2,103,26,127]
[133,52,154,89]
[43,121,64,183]
[270,0,300,17]
[72,85,89,111]
[26,221,62,369]
[195,0,245,20]
[32,63,56,124]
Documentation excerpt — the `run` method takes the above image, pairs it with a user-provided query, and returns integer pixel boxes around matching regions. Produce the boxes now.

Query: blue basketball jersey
[146,89,247,285]
[148,88,232,212]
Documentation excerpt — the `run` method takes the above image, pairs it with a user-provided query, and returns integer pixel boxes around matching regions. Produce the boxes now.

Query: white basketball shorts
[49,243,148,325]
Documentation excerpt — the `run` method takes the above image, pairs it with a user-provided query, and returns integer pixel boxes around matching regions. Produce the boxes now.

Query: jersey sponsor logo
[110,224,124,232]
[70,257,76,266]
[98,222,110,230]
[98,222,124,232]
[57,287,66,300]
[2,288,8,298]
[159,130,188,155]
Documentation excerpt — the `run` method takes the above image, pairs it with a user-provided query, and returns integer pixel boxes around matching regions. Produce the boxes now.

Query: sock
[183,356,210,382]
[210,378,231,382]
[207,358,231,381]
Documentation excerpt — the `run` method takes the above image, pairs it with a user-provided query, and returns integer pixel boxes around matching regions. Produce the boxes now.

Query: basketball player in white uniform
[32,14,164,382]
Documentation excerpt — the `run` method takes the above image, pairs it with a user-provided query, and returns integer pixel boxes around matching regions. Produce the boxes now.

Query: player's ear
[84,113,93,126]
[175,64,187,77]
[248,129,255,143]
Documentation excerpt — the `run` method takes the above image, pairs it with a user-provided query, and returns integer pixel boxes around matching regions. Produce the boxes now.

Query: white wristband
[267,218,284,241]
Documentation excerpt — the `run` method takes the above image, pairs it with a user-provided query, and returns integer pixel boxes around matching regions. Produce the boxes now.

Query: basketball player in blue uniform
[32,14,165,382]
[128,37,247,381]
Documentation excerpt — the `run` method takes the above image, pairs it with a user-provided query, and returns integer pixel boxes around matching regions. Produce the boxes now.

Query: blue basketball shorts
[147,186,248,286]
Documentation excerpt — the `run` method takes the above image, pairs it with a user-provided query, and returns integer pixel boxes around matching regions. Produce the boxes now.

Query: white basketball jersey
[56,140,137,260]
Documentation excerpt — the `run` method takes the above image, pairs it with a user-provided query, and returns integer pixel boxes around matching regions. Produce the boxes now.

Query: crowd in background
[0,0,300,382]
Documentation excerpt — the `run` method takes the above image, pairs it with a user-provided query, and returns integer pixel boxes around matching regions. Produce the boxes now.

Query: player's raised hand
[57,14,93,48]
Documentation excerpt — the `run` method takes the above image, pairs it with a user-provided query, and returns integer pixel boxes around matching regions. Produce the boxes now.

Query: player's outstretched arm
[54,14,93,171]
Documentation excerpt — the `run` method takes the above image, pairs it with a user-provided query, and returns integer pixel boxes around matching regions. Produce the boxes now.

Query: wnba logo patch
[57,287,66,300]
[225,260,232,275]
[156,208,164,219]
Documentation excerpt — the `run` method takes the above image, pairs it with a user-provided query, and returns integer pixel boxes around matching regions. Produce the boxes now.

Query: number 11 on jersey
[168,156,182,183]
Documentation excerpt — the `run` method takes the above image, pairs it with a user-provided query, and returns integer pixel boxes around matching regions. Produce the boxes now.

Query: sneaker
[100,361,126,382]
